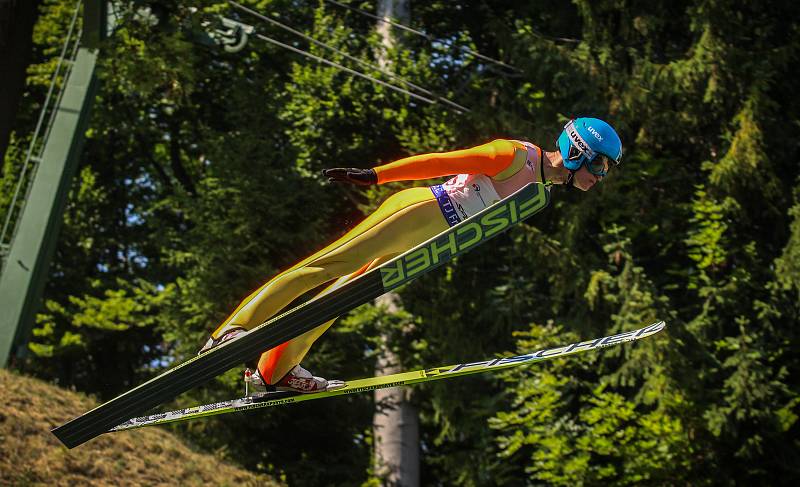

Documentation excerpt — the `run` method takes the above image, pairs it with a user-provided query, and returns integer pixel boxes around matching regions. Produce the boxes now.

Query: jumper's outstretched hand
[322,168,378,186]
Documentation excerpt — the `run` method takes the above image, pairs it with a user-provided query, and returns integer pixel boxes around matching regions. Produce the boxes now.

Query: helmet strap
[565,169,576,188]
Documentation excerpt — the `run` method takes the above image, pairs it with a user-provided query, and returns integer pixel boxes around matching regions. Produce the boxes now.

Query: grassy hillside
[0,369,280,486]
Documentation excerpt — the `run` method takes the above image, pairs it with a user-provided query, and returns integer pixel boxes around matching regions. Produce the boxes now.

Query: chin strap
[565,169,576,188]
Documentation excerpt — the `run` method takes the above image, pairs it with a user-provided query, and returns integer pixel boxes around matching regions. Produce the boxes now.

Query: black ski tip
[51,423,83,449]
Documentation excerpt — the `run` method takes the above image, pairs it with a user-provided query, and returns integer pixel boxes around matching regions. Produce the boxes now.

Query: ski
[111,321,666,432]
[53,182,550,449]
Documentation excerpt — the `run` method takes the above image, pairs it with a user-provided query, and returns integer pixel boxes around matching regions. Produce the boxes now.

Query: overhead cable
[227,1,469,113]
[252,31,439,107]
[323,0,518,72]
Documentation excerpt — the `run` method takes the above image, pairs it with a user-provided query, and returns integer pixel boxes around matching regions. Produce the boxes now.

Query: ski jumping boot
[198,326,247,355]
[244,364,345,395]
[275,364,330,393]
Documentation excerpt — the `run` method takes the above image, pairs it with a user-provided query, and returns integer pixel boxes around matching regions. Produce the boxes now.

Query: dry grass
[0,369,281,486]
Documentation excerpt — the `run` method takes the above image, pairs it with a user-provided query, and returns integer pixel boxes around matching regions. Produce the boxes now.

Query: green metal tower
[0,0,107,366]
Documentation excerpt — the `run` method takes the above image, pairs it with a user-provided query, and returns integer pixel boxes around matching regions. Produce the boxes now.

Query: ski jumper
[210,139,545,384]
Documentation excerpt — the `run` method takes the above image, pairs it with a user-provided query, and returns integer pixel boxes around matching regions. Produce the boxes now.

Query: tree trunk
[372,2,419,484]
[375,0,409,70]
[373,293,419,487]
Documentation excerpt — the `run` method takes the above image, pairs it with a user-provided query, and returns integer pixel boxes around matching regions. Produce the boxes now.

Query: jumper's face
[572,164,604,191]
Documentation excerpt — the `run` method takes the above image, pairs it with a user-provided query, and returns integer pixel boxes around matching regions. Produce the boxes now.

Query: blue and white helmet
[557,117,623,176]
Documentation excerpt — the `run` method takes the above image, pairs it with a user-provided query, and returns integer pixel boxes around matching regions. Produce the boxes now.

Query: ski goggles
[566,144,617,176]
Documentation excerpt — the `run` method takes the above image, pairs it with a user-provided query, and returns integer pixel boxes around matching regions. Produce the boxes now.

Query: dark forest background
[2,0,800,484]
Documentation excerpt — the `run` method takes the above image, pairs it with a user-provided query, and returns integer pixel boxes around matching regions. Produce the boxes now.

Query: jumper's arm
[374,139,527,183]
